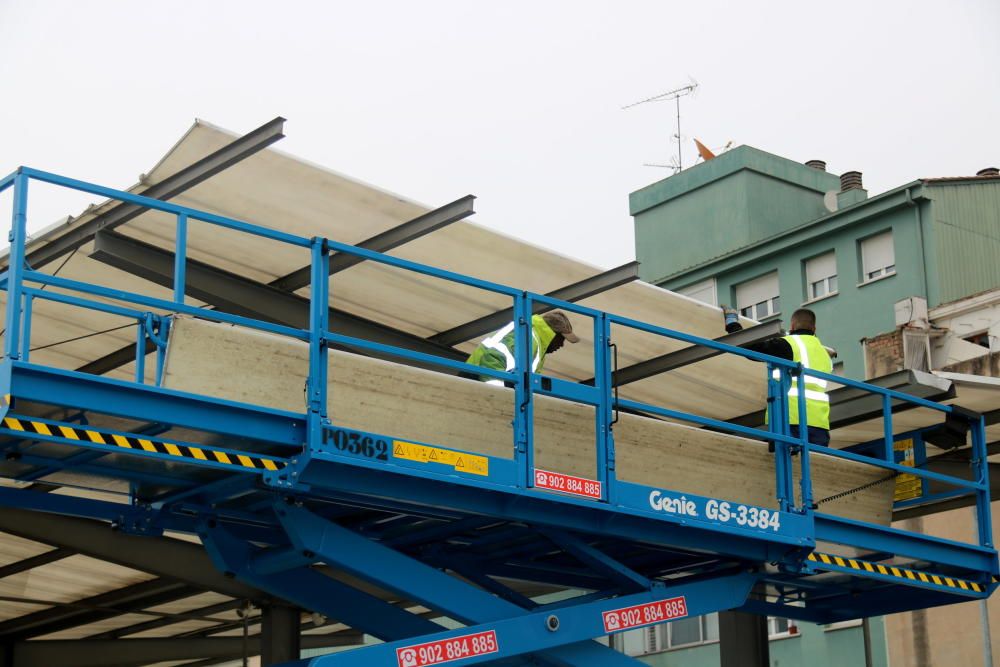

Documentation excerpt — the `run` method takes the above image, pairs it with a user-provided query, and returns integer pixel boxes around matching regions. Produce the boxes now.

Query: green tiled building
[631,146,1000,378]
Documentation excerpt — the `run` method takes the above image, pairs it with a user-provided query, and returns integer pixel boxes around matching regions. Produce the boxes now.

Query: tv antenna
[623,79,699,173]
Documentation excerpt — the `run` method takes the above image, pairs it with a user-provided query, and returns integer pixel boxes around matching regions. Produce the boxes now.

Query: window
[618,614,720,656]
[678,277,717,306]
[860,231,895,282]
[668,616,705,647]
[805,252,837,300]
[768,617,798,638]
[621,626,660,656]
[735,272,780,320]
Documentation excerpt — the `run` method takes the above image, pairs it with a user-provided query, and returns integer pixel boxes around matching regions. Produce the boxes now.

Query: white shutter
[862,231,894,277]
[805,252,836,284]
[678,278,717,306]
[735,272,779,311]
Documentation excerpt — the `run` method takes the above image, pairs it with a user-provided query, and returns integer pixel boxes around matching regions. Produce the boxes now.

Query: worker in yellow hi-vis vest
[464,311,580,385]
[721,307,833,447]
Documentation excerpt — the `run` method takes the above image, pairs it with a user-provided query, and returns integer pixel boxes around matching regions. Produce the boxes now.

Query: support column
[261,604,301,666]
[719,611,770,667]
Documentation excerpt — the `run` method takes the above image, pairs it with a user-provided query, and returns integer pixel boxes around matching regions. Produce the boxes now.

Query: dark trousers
[770,425,830,452]
[790,424,830,447]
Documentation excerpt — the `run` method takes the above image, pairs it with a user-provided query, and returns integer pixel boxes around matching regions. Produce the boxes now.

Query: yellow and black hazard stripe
[1,415,284,472]
[807,552,986,593]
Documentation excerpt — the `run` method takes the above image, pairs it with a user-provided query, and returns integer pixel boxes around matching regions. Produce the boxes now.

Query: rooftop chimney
[840,171,864,191]
[836,170,867,208]
[977,167,999,177]
[805,160,827,171]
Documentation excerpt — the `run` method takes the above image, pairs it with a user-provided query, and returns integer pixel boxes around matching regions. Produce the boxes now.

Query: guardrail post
[3,172,29,360]
[594,312,615,502]
[972,414,993,548]
[135,323,146,383]
[155,317,171,385]
[513,292,533,488]
[174,213,188,304]
[307,238,331,452]
[882,394,894,463]
[20,293,33,362]
[769,363,793,513]
[795,370,813,512]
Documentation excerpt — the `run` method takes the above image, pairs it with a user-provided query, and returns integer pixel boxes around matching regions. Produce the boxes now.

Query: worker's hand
[720,305,741,333]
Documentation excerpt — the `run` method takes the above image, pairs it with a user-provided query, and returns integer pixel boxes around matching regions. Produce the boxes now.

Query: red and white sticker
[602,597,688,633]
[533,469,602,499]
[396,630,499,667]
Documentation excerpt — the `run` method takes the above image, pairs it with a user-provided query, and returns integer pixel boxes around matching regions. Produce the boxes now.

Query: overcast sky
[1,0,998,269]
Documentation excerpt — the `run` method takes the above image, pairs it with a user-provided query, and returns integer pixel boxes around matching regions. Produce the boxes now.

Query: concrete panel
[162,316,892,523]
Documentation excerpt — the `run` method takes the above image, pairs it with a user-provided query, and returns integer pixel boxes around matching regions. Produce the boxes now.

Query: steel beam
[261,604,301,666]
[200,522,446,642]
[0,577,195,640]
[719,610,770,667]
[75,339,155,377]
[730,368,957,429]
[430,261,640,347]
[591,319,785,388]
[0,549,72,579]
[541,529,650,591]
[8,633,360,667]
[306,571,756,667]
[828,369,955,429]
[271,195,476,292]
[88,599,243,639]
[274,505,648,667]
[20,117,285,271]
[91,230,464,361]
[0,508,261,599]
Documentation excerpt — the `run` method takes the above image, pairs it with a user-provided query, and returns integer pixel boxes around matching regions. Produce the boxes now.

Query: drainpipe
[904,187,931,303]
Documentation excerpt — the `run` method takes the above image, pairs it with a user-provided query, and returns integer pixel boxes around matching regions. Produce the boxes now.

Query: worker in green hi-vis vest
[721,307,833,447]
[464,310,580,385]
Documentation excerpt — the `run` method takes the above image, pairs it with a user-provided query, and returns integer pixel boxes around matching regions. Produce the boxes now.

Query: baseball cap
[542,311,580,343]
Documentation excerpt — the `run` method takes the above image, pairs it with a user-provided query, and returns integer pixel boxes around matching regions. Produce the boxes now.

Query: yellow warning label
[894,438,923,502]
[392,440,489,476]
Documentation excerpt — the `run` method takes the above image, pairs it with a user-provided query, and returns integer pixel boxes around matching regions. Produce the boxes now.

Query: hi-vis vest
[774,334,832,430]
[466,315,558,386]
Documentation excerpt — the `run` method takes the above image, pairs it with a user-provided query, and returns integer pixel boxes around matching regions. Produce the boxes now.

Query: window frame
[677,277,718,306]
[859,230,896,284]
[734,272,781,321]
[824,619,863,632]
[618,613,721,656]
[803,251,838,302]
[767,617,799,639]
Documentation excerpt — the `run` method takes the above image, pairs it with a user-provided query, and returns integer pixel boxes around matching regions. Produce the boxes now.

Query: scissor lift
[0,167,996,667]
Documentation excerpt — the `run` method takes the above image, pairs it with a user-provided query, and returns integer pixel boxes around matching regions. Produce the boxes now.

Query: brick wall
[862,330,904,379]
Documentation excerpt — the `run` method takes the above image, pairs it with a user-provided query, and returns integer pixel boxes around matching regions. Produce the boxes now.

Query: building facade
[631,146,1000,379]
[630,148,1000,666]
[616,612,887,667]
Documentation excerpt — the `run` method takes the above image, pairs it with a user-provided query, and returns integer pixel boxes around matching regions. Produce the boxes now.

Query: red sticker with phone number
[396,630,499,667]
[533,469,602,499]
[602,597,688,633]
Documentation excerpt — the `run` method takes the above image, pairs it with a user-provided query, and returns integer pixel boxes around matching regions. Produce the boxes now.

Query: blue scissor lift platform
[0,167,996,667]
